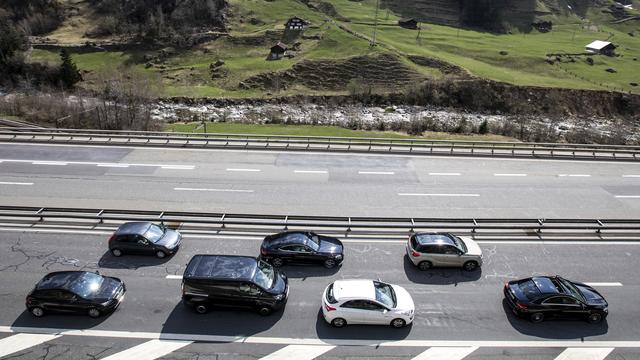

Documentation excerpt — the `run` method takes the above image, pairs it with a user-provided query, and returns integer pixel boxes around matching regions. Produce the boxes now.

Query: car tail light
[108,234,116,243]
[411,250,421,257]
[515,302,528,311]
[260,247,268,256]
[26,296,35,305]
[324,303,336,312]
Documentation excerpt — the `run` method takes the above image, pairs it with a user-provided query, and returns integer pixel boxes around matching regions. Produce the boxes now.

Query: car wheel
[588,312,604,324]
[111,248,123,257]
[331,318,347,328]
[30,307,45,317]
[258,307,272,316]
[323,259,336,269]
[463,261,478,272]
[271,258,284,267]
[195,304,208,314]
[530,312,544,323]
[418,261,432,271]
[391,318,406,328]
[156,250,167,259]
[88,308,101,318]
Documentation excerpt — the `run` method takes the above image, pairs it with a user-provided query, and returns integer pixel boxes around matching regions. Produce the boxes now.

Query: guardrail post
[512,144,516,156]
[410,218,415,233]
[284,215,288,230]
[472,219,478,233]
[158,211,165,225]
[327,137,331,150]
[347,217,352,232]
[536,219,544,233]
[220,214,226,229]
[471,143,474,155]
[409,140,413,153]
[36,208,45,222]
[596,220,603,234]
[368,140,372,152]
[97,210,104,224]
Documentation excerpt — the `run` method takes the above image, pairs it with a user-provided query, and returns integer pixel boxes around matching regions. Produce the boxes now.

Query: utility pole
[371,0,380,47]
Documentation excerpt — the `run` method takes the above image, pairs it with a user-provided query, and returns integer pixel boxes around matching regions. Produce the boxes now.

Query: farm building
[267,42,288,60]
[398,18,419,29]
[285,17,309,30]
[585,40,616,56]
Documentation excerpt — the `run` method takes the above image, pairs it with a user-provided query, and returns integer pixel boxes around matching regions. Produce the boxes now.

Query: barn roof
[585,40,614,50]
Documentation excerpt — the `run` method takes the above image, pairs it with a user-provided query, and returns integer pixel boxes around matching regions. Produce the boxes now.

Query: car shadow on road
[501,299,608,339]
[314,309,411,343]
[161,301,283,337]
[277,265,340,279]
[403,255,481,285]
[12,308,112,330]
[98,251,172,270]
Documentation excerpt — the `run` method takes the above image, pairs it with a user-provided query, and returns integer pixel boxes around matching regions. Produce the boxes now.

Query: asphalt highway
[1,143,640,218]
[0,228,639,359]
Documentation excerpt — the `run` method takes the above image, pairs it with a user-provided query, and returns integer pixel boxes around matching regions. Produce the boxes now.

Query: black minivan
[182,255,288,315]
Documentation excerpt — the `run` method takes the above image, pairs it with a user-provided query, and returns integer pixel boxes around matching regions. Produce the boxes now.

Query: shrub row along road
[0,143,640,218]
[0,229,639,359]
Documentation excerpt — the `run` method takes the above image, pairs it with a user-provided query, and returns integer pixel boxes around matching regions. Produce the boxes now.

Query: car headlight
[274,294,285,301]
[334,254,343,260]
[399,309,413,316]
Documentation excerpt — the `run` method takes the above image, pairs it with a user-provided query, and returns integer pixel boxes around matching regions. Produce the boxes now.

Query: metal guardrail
[1,127,639,161]
[0,206,639,240]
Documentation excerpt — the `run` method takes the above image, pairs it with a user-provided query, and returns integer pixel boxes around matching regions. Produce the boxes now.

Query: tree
[58,49,82,88]
[0,11,27,65]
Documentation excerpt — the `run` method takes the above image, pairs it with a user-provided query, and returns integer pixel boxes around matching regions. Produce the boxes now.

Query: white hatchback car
[322,279,415,328]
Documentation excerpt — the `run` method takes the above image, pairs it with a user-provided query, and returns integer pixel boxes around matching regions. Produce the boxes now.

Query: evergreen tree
[59,49,82,88]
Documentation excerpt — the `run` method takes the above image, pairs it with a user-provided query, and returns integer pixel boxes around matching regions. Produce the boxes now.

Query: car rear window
[326,283,338,304]
[518,280,542,301]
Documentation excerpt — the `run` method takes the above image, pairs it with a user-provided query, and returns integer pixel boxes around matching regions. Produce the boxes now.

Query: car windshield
[559,278,585,302]
[144,224,165,243]
[69,272,104,299]
[453,236,467,253]
[374,281,397,308]
[305,233,320,251]
[253,260,275,289]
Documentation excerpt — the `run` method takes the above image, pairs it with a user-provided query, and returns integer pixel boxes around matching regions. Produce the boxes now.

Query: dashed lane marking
[0,159,194,169]
[411,346,478,360]
[0,333,61,358]
[166,275,183,280]
[428,173,461,176]
[294,170,328,174]
[358,171,395,175]
[226,168,261,172]
[616,195,640,199]
[622,175,640,178]
[494,174,527,177]
[259,345,335,360]
[101,339,193,360]
[174,187,254,193]
[96,163,130,168]
[0,181,33,186]
[558,174,591,177]
[31,161,67,166]
[398,193,480,197]
[583,282,623,287]
[554,347,614,360]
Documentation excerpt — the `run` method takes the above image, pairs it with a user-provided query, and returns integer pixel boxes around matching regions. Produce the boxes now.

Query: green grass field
[28,0,640,96]
[166,122,516,141]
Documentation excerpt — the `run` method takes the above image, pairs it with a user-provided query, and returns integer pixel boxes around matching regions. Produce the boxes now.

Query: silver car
[406,232,483,271]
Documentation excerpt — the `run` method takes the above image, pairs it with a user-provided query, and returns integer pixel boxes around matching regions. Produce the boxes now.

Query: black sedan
[504,275,608,324]
[260,231,344,268]
[109,222,182,258]
[26,271,126,318]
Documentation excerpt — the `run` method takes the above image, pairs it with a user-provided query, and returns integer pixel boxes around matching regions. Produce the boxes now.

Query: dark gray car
[108,222,182,258]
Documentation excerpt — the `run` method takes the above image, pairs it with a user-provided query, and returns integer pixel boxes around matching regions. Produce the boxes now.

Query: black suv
[26,271,126,318]
[260,231,344,268]
[109,222,182,258]
[182,255,288,315]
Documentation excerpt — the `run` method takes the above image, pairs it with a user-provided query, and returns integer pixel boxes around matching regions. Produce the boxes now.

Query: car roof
[265,231,308,246]
[35,271,89,291]
[184,255,258,281]
[332,279,375,301]
[413,232,456,246]
[116,222,153,235]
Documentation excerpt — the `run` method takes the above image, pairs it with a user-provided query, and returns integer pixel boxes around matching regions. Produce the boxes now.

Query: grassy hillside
[27,0,640,97]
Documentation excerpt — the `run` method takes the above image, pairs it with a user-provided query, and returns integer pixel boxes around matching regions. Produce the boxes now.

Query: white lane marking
[294,170,328,174]
[616,195,640,199]
[160,165,195,170]
[166,275,183,280]
[558,174,591,177]
[412,346,478,360]
[3,326,640,348]
[0,181,33,186]
[554,347,614,360]
[0,333,61,357]
[494,173,527,177]
[260,345,335,360]
[226,168,261,172]
[623,175,640,178]
[101,339,193,360]
[173,187,254,193]
[32,161,67,166]
[398,193,480,197]
[96,163,130,168]
[428,173,461,176]
[359,171,395,175]
[583,282,623,287]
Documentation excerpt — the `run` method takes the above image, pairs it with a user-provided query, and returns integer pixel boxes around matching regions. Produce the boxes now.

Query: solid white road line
[622,175,640,178]
[0,181,33,186]
[554,347,614,360]
[32,161,67,166]
[259,345,336,360]
[398,193,480,197]
[226,168,261,172]
[359,171,395,175]
[4,326,640,348]
[174,187,254,193]
[294,170,328,174]
[101,339,193,360]
[583,282,623,287]
[558,174,591,177]
[494,173,527,177]
[0,333,61,358]
[96,163,130,168]
[166,275,183,280]
[412,346,478,360]
[616,195,640,199]
[428,173,461,176]
[160,165,195,170]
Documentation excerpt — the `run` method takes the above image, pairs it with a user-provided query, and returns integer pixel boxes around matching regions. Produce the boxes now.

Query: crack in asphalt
[0,236,56,272]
